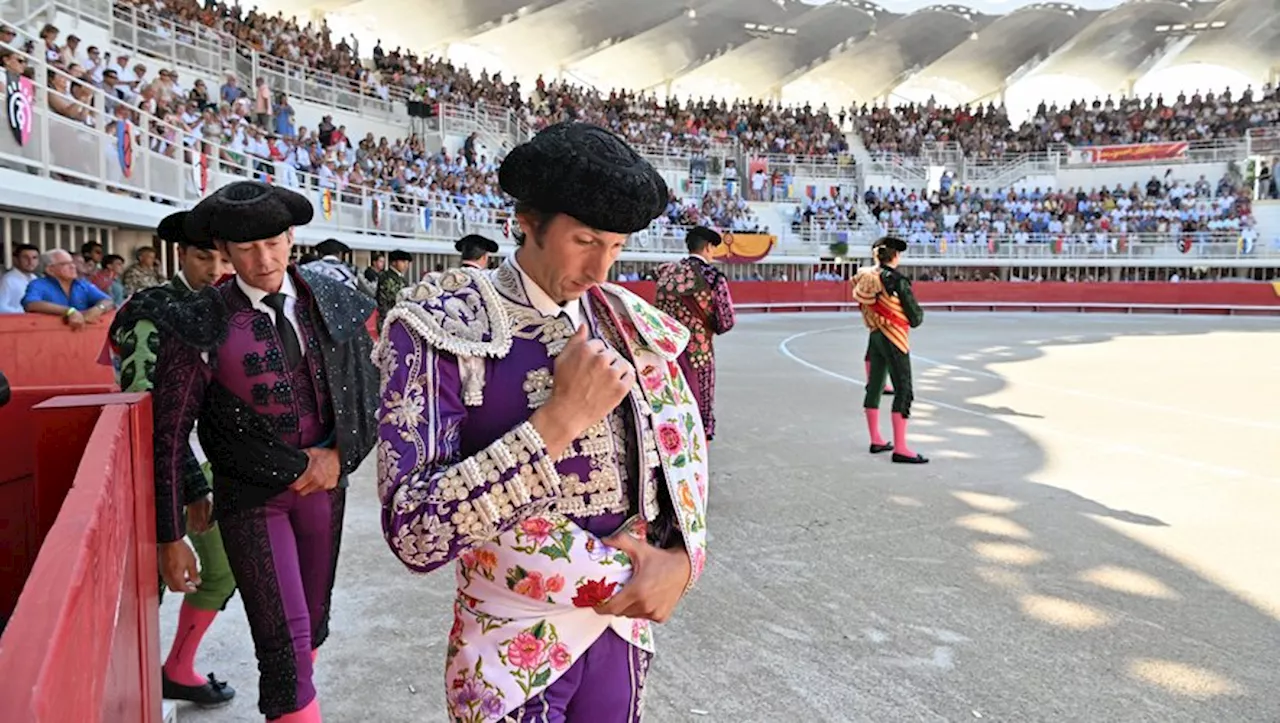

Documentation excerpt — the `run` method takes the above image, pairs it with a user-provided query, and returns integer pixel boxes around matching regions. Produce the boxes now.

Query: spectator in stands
[90,253,127,306]
[121,246,165,295]
[21,249,114,327]
[76,241,102,278]
[0,243,40,314]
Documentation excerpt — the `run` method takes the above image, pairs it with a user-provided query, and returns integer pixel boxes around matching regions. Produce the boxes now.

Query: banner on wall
[190,151,209,195]
[116,120,133,179]
[709,232,775,263]
[1066,142,1188,165]
[5,71,34,146]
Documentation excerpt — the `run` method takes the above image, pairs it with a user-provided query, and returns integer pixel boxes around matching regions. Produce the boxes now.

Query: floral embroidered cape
[373,264,709,722]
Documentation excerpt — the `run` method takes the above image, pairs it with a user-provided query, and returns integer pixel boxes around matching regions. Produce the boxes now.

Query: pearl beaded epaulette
[371,267,514,376]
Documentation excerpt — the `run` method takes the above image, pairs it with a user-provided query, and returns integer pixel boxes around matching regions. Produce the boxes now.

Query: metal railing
[1246,127,1280,157]
[895,232,1270,260]
[746,151,857,180]
[57,0,409,120]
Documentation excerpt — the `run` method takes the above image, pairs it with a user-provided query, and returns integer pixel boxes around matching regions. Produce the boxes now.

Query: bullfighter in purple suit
[375,121,712,722]
[149,181,379,722]
[653,226,736,440]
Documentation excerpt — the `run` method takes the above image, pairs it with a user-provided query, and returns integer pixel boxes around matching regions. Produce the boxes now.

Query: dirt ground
[166,311,1280,723]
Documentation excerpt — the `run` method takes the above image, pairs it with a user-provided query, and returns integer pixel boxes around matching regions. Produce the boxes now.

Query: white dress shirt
[0,268,37,313]
[236,272,305,358]
[509,255,582,331]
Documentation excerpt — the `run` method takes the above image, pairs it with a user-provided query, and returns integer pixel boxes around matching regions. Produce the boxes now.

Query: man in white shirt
[0,244,40,314]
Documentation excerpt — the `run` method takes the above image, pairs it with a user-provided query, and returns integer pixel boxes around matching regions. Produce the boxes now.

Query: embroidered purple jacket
[151,266,378,543]
[373,261,677,574]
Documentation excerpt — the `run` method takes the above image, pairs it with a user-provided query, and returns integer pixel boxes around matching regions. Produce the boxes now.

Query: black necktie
[263,293,302,369]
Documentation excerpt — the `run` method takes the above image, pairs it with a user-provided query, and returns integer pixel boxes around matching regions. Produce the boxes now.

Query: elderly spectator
[0,244,40,314]
[121,246,165,295]
[21,249,114,328]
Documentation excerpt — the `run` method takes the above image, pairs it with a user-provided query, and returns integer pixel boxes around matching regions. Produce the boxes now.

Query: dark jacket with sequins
[150,266,378,543]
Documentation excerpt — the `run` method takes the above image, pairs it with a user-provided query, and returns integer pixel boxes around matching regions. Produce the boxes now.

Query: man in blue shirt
[22,248,114,330]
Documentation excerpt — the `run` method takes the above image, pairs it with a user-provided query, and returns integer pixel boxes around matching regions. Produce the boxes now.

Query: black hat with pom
[184,181,314,245]
[498,121,668,235]
[157,210,213,250]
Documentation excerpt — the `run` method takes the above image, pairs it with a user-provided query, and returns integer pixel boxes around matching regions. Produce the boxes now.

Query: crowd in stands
[0,241,165,319]
[865,170,1258,248]
[119,0,851,157]
[2,1,1276,264]
[855,85,1280,159]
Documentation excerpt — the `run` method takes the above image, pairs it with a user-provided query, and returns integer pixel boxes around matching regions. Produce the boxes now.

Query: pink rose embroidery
[653,336,678,355]
[545,574,565,594]
[547,642,572,672]
[639,364,664,392]
[513,571,546,600]
[656,423,684,456]
[506,632,545,671]
[690,547,706,580]
[520,517,554,545]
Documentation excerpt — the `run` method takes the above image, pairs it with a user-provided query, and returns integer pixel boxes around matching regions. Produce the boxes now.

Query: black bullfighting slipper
[870,442,894,454]
[162,672,236,707]
[884,388,895,396]
[892,452,929,464]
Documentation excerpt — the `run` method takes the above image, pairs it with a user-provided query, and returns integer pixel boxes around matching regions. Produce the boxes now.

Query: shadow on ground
[638,313,1280,722]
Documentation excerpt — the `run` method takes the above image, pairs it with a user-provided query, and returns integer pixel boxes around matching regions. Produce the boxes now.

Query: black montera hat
[686,225,722,248]
[877,235,908,252]
[388,249,412,263]
[315,238,351,257]
[455,234,499,258]
[184,181,314,245]
[157,210,213,250]
[498,121,668,234]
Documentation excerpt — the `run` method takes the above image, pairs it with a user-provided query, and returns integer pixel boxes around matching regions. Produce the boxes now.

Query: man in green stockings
[852,236,928,464]
[108,211,238,706]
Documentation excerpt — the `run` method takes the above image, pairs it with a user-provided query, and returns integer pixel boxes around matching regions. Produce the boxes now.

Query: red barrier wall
[616,281,1280,310]
[911,282,1280,307]
[0,394,160,723]
[0,313,118,387]
[0,384,116,618]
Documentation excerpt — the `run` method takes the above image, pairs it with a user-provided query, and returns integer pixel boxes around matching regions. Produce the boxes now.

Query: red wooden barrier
[616,280,1280,310]
[911,282,1280,307]
[0,394,160,723]
[0,384,116,618]
[0,313,118,387]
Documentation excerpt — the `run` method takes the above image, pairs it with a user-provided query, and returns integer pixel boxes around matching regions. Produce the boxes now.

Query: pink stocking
[892,412,917,458]
[864,408,887,446]
[163,602,217,687]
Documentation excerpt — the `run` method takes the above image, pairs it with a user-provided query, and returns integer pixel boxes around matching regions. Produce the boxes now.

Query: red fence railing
[0,394,161,723]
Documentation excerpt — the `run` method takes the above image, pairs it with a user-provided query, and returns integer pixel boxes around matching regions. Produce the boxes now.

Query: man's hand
[66,309,85,330]
[158,540,201,593]
[532,325,635,457]
[290,447,341,496]
[594,532,692,623]
[186,494,213,534]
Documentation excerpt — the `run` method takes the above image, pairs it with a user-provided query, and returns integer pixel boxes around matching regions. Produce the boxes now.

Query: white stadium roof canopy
[259,0,1277,116]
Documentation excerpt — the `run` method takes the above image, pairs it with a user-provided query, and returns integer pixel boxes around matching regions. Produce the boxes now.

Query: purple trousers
[506,629,652,722]
[219,485,346,720]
